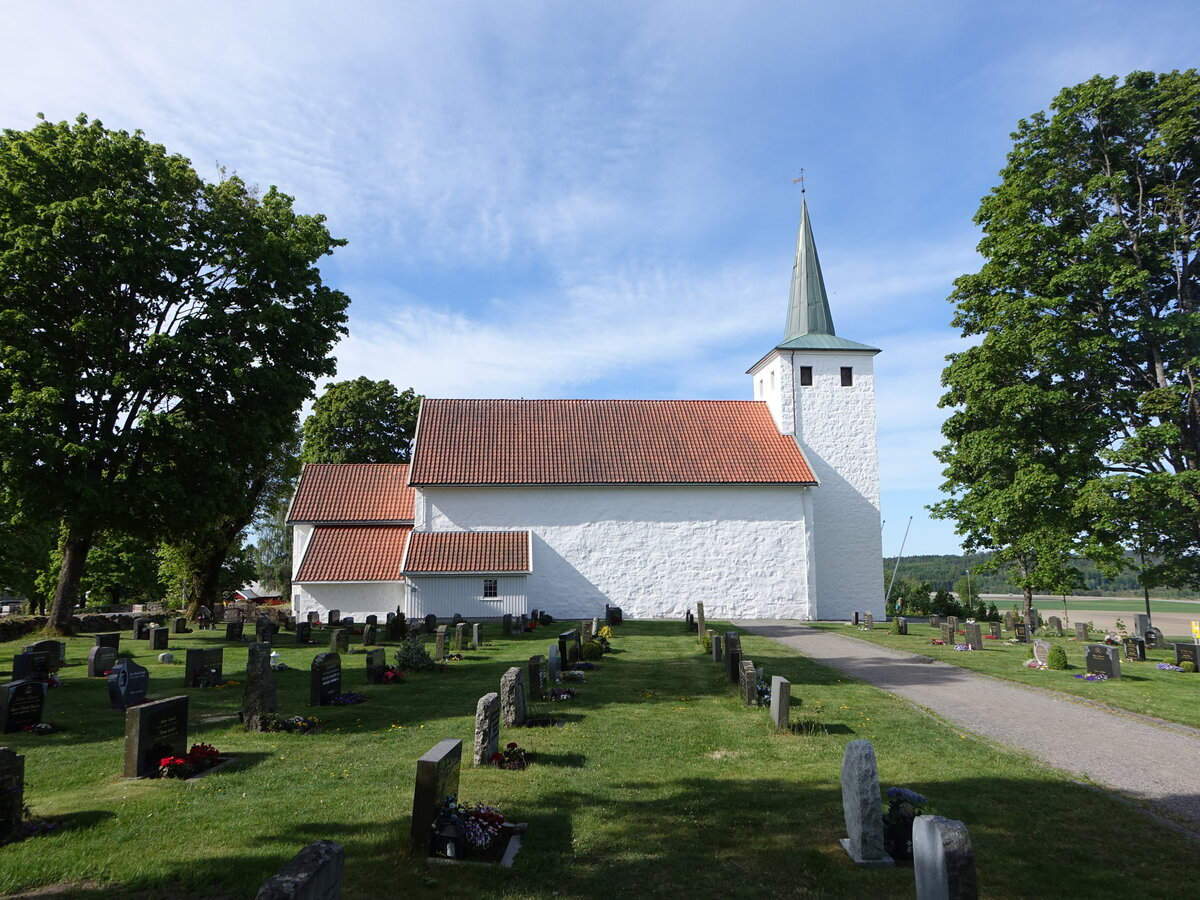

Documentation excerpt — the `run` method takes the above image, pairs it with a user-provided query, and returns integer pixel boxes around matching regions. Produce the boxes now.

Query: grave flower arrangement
[331,691,367,705]
[882,786,928,861]
[381,665,406,684]
[547,686,576,701]
[1157,662,1184,673]
[1073,672,1108,681]
[20,723,54,735]
[432,795,507,860]
[260,713,324,734]
[952,644,972,652]
[559,670,585,683]
[158,743,222,779]
[1023,658,1046,670]
[491,741,530,770]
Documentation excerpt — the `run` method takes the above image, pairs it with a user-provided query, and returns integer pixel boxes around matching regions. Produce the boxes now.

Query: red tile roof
[295,525,412,582]
[288,464,415,523]
[409,399,816,485]
[403,531,531,574]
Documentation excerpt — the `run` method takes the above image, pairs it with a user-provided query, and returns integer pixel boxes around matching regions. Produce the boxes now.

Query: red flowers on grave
[490,741,529,770]
[158,743,222,779]
[381,666,406,684]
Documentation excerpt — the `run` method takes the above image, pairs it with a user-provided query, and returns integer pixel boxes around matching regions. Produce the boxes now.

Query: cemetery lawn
[1,621,1195,899]
[810,622,1200,730]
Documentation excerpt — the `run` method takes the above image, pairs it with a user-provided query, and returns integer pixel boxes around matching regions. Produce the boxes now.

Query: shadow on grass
[533,751,587,768]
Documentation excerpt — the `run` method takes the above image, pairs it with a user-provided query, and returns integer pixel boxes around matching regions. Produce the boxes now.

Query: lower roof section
[295,524,411,582]
[402,531,532,575]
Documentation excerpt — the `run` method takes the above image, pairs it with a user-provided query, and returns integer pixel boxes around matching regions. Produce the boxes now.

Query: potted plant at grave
[881,786,928,862]
[430,795,508,861]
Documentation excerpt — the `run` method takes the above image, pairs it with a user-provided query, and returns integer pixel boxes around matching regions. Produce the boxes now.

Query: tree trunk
[1022,585,1034,630]
[191,545,228,619]
[48,524,93,635]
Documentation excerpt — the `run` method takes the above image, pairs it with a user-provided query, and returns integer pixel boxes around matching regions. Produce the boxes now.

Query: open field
[1,620,1196,898]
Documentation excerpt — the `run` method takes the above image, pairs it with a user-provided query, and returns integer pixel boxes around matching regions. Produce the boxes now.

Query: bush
[1047,645,1069,670]
[1182,661,1197,674]
[888,617,903,635]
[702,631,712,653]
[581,640,604,661]
[393,635,435,671]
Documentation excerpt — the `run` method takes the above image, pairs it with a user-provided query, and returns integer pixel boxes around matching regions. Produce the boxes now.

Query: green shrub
[702,631,712,652]
[1047,645,1069,670]
[888,618,903,635]
[393,635,435,671]
[1026,644,1034,659]
[1182,661,1197,674]
[581,640,604,661]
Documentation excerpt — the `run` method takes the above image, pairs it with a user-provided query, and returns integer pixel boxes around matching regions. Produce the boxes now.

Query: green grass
[812,621,1200,729]
[1,620,1195,898]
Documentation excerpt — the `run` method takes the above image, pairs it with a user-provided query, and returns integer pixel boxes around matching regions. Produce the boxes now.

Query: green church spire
[784,196,835,340]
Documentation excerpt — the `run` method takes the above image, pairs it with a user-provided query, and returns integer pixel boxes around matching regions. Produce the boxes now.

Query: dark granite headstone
[1085,644,1120,679]
[309,653,342,706]
[853,611,860,626]
[226,621,245,642]
[123,695,188,778]
[327,609,341,627]
[88,645,117,678]
[452,612,464,626]
[1123,637,1146,662]
[362,624,377,646]
[424,613,437,633]
[2,681,47,733]
[148,627,169,651]
[197,606,213,629]
[26,640,66,668]
[284,615,296,631]
[472,623,482,650]
[330,629,350,653]
[964,622,983,650]
[340,616,354,626]
[307,611,320,625]
[133,617,150,640]
[296,622,312,643]
[528,655,545,701]
[1176,643,1200,670]
[365,615,378,626]
[173,617,189,634]
[409,739,462,858]
[1075,622,1089,641]
[558,629,580,664]
[255,617,278,645]
[1145,626,1165,649]
[242,643,277,730]
[184,648,223,688]
[365,648,386,684]
[502,613,513,636]
[108,659,150,710]
[0,747,23,838]
[95,633,121,649]
[1027,609,1040,633]
[725,632,742,683]
[11,652,50,681]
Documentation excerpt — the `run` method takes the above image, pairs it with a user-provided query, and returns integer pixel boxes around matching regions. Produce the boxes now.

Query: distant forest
[883,554,1200,599]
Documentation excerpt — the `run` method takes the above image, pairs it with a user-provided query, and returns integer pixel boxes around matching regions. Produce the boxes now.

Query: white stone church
[287,200,885,622]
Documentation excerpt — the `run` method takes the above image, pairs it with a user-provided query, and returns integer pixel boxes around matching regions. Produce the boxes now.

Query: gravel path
[734,619,1200,835]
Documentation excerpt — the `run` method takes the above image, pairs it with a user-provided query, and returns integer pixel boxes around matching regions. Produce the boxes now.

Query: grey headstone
[327,609,341,627]
[454,622,466,651]
[362,624,377,646]
[88,645,117,678]
[864,612,874,630]
[740,660,758,706]
[472,623,482,650]
[1047,616,1064,636]
[184,648,223,688]
[1132,613,1150,639]
[528,655,545,701]
[2,680,47,734]
[366,648,386,684]
[946,616,959,635]
[148,627,169,651]
[987,623,1001,640]
[124,695,188,778]
[255,839,345,900]
[769,675,790,729]
[964,623,982,651]
[711,632,723,662]
[913,816,978,900]
[410,739,462,857]
[1085,644,1121,679]
[839,740,893,867]
[1145,626,1165,649]
[1075,622,1089,641]
[157,652,174,664]
[329,629,350,653]
[242,643,278,730]
[473,692,500,766]
[107,659,150,710]
[502,613,513,636]
[929,615,939,628]
[1027,609,1040,633]
[940,624,953,643]
[896,617,908,635]
[1004,611,1015,631]
[695,601,706,638]
[1033,640,1051,666]
[434,625,448,661]
[547,644,560,682]
[309,653,342,706]
[0,747,23,839]
[581,620,593,644]
[500,666,526,727]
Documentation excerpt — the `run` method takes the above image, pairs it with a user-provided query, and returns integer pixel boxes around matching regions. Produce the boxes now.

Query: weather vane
[792,168,805,193]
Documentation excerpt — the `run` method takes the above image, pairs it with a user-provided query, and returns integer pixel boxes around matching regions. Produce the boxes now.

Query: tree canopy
[933,70,1200,603]
[0,114,349,632]
[300,377,421,464]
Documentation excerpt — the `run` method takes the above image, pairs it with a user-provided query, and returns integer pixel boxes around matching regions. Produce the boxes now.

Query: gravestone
[547,645,561,683]
[365,614,378,626]
[853,612,860,626]
[410,739,462,857]
[307,611,320,625]
[685,610,695,632]
[284,616,296,631]
[1047,616,1064,636]
[452,613,464,626]
[558,629,580,664]
[472,623,482,650]
[362,624,377,646]
[255,839,345,900]
[1033,640,1051,666]
[964,622,983,651]
[226,621,245,642]
[295,622,312,643]
[1123,637,1147,662]
[1027,608,1040,633]
[769,675,790,729]
[173,617,189,635]
[725,632,742,683]
[2,681,46,733]
[712,632,723,662]
[434,625,448,661]
[929,615,940,628]
[197,607,213,629]
[913,816,978,900]
[424,613,437,633]
[133,617,150,640]
[896,617,908,635]
[939,624,953,643]
[839,740,892,867]
[327,609,341,628]
[329,629,350,653]
[1145,626,1165,650]
[309,653,342,706]
[184,648,223,688]
[0,747,23,838]
[1085,644,1121,679]
[502,613,513,637]
[26,640,66,668]
[528,655,545,701]
[454,623,466,651]
[365,648,386,684]
[108,659,150,710]
[1014,623,1029,643]
[1132,613,1150,639]
[470,691,499,768]
[740,660,758,706]
[95,632,121,650]
[946,616,959,635]
[12,652,49,681]
[581,620,593,644]
[1003,611,1015,631]
[1075,622,1089,641]
[341,617,354,627]
[148,627,169,651]
[1176,643,1200,670]
[987,623,1001,640]
[242,643,278,730]
[87,645,117,678]
[124,695,188,778]
[605,605,623,625]
[255,617,278,645]
[696,601,706,638]
[864,613,874,630]
[500,666,526,727]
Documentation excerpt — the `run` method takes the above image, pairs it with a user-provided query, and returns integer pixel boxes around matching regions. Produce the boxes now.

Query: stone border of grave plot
[182,756,237,782]
[426,823,527,869]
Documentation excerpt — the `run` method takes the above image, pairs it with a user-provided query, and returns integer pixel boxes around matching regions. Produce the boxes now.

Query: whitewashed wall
[406,575,527,619]
[292,581,407,623]
[415,484,814,621]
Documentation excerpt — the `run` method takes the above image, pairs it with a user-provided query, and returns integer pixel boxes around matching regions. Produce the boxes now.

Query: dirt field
[982,593,1200,639]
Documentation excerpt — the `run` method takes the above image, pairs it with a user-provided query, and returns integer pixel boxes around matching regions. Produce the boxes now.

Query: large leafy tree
[300,377,421,464]
[934,70,1200,605]
[0,114,349,634]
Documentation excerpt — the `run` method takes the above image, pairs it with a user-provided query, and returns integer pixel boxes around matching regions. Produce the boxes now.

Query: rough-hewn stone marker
[581,620,593,644]
[254,839,345,900]
[454,623,466,651]
[769,675,790,729]
[410,739,462,858]
[696,601,706,639]
[913,816,978,900]
[242,643,278,730]
[1,747,25,839]
[839,740,893,867]
[500,666,526,727]
[124,695,188,778]
[473,692,500,766]
[864,613,874,630]
[725,632,741,683]
[1047,616,1064,636]
[434,625,448,661]
[740,660,758,706]
[329,629,349,653]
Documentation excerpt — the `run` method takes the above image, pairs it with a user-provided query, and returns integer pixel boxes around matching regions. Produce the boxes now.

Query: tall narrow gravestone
[740,660,758,706]
[410,739,462,858]
[124,695,188,778]
[725,633,742,683]
[309,653,342,706]
[528,655,545,701]
[696,601,706,639]
[1132,613,1150,640]
[2,681,47,733]
[913,816,978,900]
[472,623,482,650]
[454,623,466,651]
[711,632,723,662]
[547,645,561,683]
[184,648,223,688]
[365,648,387,684]
[108,659,150,711]
[839,740,893,867]
[0,747,23,839]
[473,693,500,766]
[769,676,791,730]
[500,666,526,727]
[242,643,278,731]
[434,626,448,662]
[502,613,513,637]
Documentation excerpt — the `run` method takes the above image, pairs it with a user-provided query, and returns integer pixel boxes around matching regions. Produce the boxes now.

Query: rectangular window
[483,579,498,598]
[840,366,853,386]
[799,366,813,386]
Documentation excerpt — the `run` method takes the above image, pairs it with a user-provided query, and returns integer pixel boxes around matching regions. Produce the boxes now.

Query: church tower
[748,198,885,620]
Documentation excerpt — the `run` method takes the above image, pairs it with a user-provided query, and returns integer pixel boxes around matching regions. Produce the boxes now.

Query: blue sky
[4,1,1198,555]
